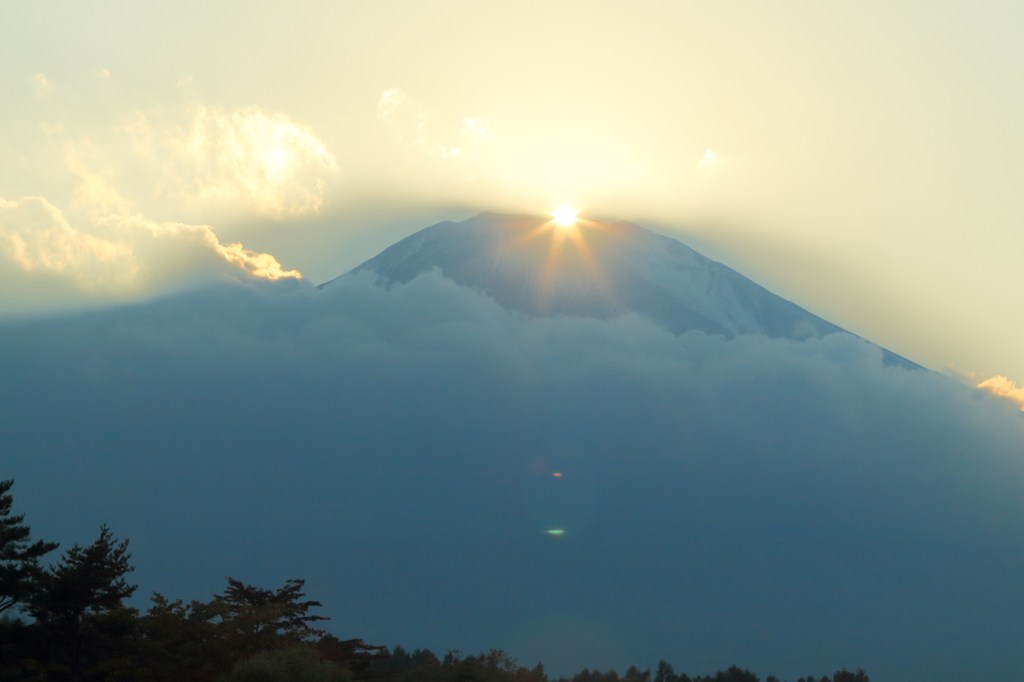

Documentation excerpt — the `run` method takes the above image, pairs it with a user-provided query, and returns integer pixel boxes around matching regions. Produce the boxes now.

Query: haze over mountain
[4,212,1024,681]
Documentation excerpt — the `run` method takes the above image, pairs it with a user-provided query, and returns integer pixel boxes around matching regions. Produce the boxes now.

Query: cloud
[123,105,338,218]
[377,87,490,173]
[376,87,429,147]
[0,194,300,314]
[0,196,136,292]
[977,374,1024,411]
[96,67,112,80]
[376,87,409,124]
[63,140,134,216]
[210,238,302,281]
[97,212,301,284]
[3,271,1024,681]
[441,115,488,162]
[0,101,319,314]
[29,72,52,96]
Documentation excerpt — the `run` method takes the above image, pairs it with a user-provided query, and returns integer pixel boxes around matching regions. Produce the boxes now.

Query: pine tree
[0,479,59,613]
[215,577,330,645]
[30,524,136,680]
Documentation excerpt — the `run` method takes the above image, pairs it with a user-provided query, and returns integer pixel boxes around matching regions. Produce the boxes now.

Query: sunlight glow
[507,211,611,307]
[552,206,578,228]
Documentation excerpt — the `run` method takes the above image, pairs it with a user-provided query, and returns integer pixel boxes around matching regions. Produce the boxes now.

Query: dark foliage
[0,480,870,682]
[25,524,137,681]
[0,479,58,614]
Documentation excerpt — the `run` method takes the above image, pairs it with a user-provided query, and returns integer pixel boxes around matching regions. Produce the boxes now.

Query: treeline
[0,480,868,682]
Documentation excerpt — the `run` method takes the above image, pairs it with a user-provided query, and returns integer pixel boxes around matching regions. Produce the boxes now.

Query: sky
[2,1,1023,390]
[4,5,1024,679]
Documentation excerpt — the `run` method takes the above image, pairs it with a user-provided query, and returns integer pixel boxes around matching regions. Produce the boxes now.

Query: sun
[551,206,578,228]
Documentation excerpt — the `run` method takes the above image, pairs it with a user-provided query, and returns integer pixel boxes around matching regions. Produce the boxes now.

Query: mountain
[323,211,912,365]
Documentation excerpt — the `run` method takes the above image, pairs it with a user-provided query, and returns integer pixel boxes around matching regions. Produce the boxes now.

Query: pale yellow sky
[2,1,1022,387]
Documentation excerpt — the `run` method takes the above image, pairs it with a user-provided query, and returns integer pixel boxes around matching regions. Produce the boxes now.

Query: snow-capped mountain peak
[323,211,912,365]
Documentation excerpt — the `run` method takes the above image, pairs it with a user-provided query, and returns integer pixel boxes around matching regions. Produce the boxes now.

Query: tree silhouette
[138,593,233,680]
[708,666,759,682]
[0,479,58,613]
[215,577,329,645]
[29,524,136,680]
[830,671,869,682]
[653,660,681,682]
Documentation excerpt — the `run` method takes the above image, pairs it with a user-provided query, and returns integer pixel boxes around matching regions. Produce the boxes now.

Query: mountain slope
[323,211,911,364]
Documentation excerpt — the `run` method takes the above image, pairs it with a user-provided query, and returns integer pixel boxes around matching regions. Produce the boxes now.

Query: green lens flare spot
[545,529,566,536]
